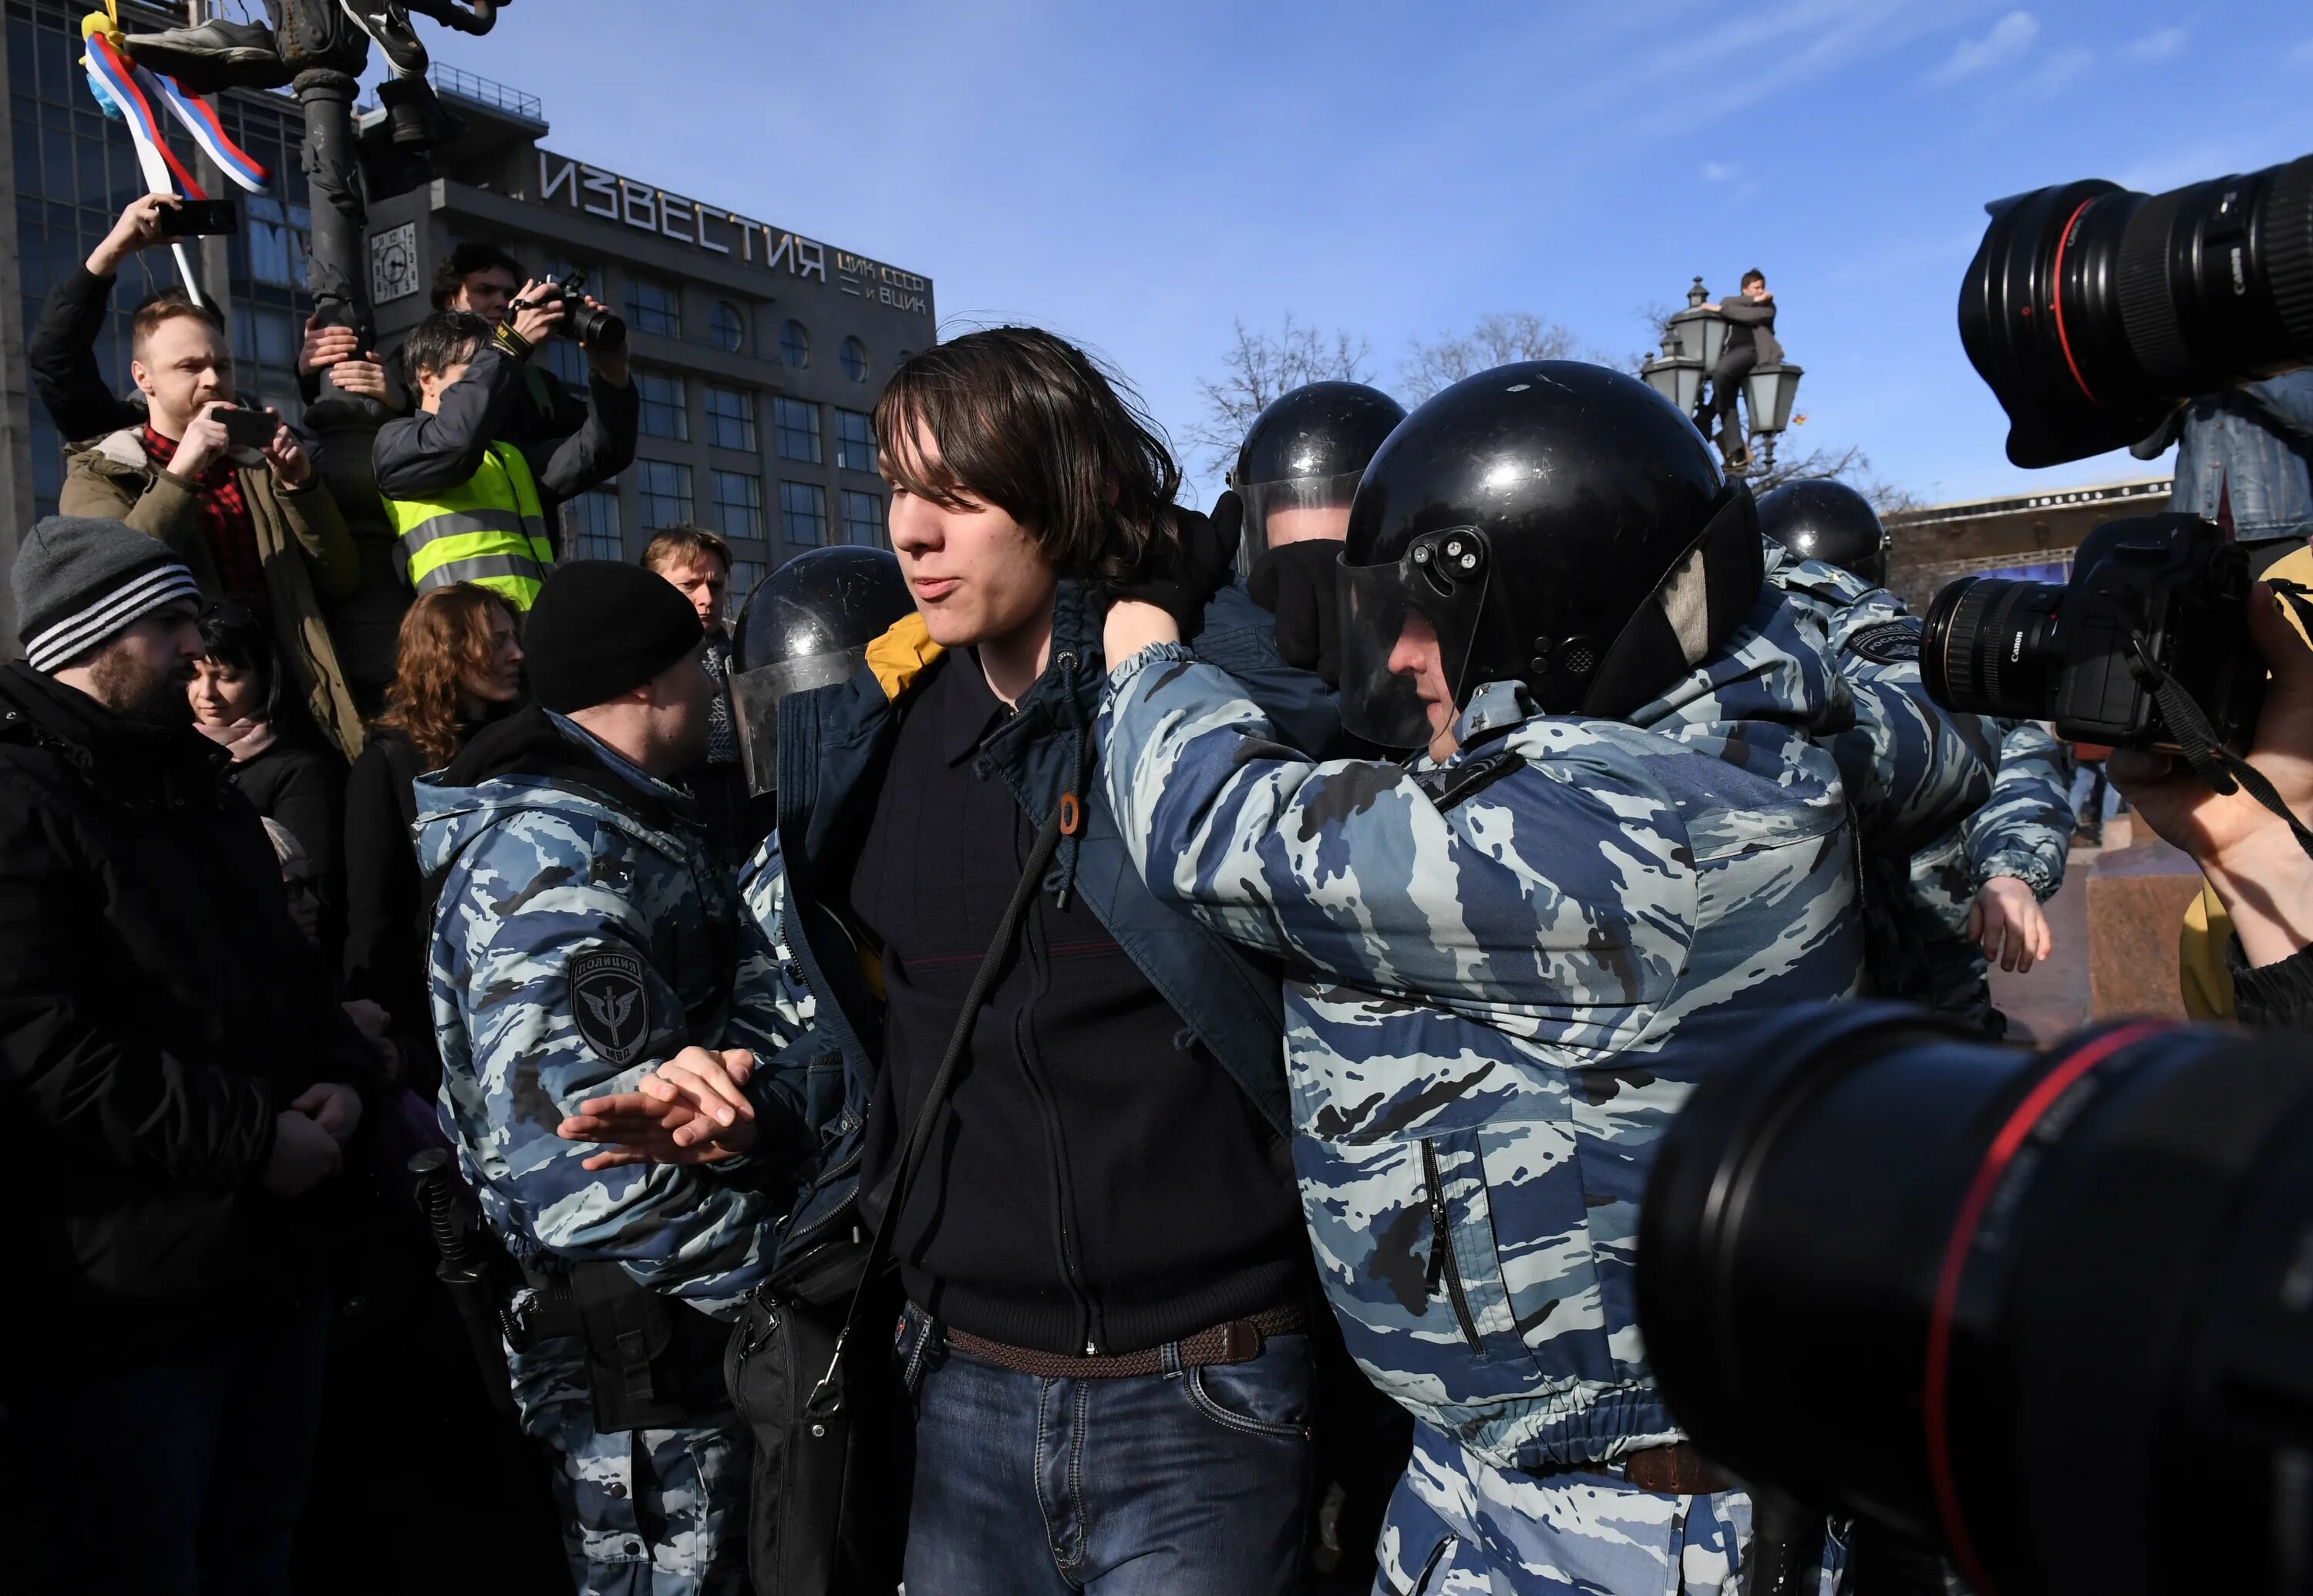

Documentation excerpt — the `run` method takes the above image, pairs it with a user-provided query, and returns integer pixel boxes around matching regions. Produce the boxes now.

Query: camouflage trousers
[507,1333,751,1595]
[1373,1423,1833,1595]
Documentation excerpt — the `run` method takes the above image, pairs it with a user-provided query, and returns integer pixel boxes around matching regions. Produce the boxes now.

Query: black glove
[1247,539,1345,686]
[1106,497,1242,639]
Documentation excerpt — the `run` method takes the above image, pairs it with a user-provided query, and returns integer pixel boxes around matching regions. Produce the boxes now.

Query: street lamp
[1639,325,1705,419]
[1742,361,1805,477]
[1666,276,1725,372]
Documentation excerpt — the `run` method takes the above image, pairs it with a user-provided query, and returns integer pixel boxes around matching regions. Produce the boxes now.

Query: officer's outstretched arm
[1962,719,2074,901]
[439,833,779,1317]
[1102,645,1697,1015]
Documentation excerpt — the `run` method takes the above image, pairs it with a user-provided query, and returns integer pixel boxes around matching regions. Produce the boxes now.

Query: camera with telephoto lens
[510,269,625,352]
[1636,1002,2313,1596]
[1920,512,2263,755]
[1959,153,2313,467]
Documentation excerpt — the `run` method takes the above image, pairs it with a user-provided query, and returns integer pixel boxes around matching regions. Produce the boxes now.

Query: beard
[87,645,196,726]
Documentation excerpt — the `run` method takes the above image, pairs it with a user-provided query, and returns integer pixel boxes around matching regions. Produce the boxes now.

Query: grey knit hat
[13,515,200,673]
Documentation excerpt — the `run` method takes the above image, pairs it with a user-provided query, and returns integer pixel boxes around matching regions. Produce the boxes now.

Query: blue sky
[426,1,2313,508]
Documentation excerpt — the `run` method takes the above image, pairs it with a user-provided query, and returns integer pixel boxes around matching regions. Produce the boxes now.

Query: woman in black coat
[190,601,347,934]
[341,583,524,1098]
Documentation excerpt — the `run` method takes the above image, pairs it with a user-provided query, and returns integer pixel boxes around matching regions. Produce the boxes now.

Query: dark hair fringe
[197,599,282,724]
[433,241,527,308]
[406,308,495,380]
[873,326,1183,586]
[1741,268,1767,288]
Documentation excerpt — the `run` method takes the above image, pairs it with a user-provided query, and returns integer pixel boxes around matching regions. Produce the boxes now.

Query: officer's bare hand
[261,1107,344,1196]
[87,194,172,276]
[298,313,362,375]
[559,1096,751,1170]
[1968,876,2051,973]
[326,352,390,401]
[292,1080,363,1146]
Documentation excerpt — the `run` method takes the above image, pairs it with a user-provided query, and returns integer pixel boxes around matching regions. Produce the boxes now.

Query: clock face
[372,222,419,303]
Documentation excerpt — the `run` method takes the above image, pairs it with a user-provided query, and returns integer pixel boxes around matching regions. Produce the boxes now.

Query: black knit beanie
[524,561,704,713]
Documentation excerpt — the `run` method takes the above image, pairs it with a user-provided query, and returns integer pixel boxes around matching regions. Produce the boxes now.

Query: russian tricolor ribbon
[78,12,270,200]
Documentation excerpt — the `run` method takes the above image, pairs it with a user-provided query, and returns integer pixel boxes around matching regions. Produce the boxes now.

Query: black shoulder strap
[808,800,1069,1396]
[2126,631,2313,860]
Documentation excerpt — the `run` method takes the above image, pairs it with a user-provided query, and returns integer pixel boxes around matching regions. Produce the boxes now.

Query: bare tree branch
[1749,440,1920,515]
[1183,315,1373,473]
[1398,311,1584,402]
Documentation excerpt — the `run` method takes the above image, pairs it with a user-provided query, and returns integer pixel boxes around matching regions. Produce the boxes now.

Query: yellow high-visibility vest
[381,442,555,611]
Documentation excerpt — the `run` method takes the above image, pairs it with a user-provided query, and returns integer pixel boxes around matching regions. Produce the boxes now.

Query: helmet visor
[731,647,868,796]
[1239,470,1364,562]
[1335,528,1492,750]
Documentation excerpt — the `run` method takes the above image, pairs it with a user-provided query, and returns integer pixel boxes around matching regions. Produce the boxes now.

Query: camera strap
[2125,629,2313,862]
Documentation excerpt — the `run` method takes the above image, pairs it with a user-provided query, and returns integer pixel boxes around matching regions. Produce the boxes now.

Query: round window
[709,301,745,354]
[780,319,810,368]
[840,336,868,382]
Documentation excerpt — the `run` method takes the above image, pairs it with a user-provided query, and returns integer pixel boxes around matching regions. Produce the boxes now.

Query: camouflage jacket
[1762,542,1998,859]
[417,706,790,1318]
[1871,719,2072,1030]
[1099,586,1865,1470]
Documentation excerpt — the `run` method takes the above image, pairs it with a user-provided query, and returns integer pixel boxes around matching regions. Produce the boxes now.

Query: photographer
[2112,567,2313,1027]
[372,300,636,611]
[300,242,591,439]
[56,294,368,759]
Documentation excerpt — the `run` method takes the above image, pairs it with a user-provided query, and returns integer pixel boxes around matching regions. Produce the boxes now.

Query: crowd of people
[5,197,2311,1596]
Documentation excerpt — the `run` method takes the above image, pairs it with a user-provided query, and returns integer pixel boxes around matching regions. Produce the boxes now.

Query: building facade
[0,0,932,641]
[1884,476,2176,612]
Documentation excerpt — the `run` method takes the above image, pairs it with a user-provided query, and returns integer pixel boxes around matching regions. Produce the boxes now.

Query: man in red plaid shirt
[59,295,369,757]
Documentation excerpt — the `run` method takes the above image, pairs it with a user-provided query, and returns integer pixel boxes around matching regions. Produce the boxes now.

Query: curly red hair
[372,584,520,766]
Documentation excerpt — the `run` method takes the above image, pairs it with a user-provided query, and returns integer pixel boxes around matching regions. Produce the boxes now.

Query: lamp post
[1640,275,1801,479]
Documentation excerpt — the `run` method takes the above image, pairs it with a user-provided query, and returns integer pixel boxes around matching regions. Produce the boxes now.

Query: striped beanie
[13,515,201,673]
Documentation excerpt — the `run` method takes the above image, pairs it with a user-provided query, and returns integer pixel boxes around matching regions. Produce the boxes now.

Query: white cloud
[2126,27,2186,63]
[1925,10,2040,86]
[1701,161,1739,182]
[2029,46,2096,93]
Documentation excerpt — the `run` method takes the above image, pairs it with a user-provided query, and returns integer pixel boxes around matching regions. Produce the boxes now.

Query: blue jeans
[897,1305,1315,1594]
[11,1294,331,1596]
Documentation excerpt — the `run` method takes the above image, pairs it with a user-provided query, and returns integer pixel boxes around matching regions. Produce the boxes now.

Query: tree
[1399,311,1584,402]
[1184,315,1372,473]
[1749,440,1920,516]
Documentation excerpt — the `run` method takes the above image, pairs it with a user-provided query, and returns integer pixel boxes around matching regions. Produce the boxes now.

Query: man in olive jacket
[58,295,366,756]
[0,515,377,1594]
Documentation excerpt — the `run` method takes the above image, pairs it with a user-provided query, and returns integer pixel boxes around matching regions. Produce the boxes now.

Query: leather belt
[1611,1443,1737,1496]
[944,1305,1307,1379]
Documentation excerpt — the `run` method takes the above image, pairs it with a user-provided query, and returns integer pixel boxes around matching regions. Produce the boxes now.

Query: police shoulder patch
[1847,617,1923,665]
[569,944,650,1068]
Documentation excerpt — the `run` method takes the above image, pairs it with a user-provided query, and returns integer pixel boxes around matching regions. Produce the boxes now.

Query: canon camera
[510,269,625,352]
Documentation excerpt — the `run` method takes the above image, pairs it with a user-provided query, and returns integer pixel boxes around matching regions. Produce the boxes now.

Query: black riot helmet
[1231,381,1408,560]
[730,546,914,794]
[1757,477,1892,588]
[1338,361,1765,748]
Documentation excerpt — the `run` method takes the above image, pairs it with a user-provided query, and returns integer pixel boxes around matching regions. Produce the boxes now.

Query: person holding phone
[56,295,369,758]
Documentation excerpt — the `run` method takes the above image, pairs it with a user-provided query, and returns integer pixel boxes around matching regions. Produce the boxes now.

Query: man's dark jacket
[0,663,375,1351]
[752,579,1336,1312]
[29,265,146,444]
[372,342,637,520]
[301,336,592,448]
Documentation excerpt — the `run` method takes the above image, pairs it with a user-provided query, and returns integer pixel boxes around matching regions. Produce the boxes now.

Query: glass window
[638,460,694,530]
[626,277,681,338]
[728,559,766,619]
[711,470,763,541]
[709,301,745,354]
[834,408,877,473]
[543,334,588,389]
[244,194,310,289]
[779,318,810,368]
[773,397,822,463]
[635,369,689,440]
[705,385,756,452]
[779,480,829,547]
[562,483,623,561]
[840,336,868,382]
[841,490,887,548]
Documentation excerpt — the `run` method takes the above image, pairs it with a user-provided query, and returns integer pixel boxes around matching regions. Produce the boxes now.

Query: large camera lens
[564,300,625,352]
[1961,154,2313,466]
[1919,574,2063,719]
[1636,1003,2313,1595]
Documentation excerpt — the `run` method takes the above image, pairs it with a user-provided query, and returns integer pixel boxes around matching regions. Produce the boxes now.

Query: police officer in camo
[1759,479,2068,1035]
[1099,363,1867,1594]
[418,560,806,1595]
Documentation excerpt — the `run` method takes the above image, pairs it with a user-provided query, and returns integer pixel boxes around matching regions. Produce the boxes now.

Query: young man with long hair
[565,326,1333,1593]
